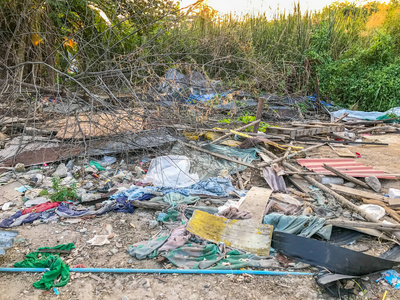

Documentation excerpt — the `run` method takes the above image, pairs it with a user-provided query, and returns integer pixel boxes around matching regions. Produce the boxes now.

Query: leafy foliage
[2,1,400,111]
[50,177,78,202]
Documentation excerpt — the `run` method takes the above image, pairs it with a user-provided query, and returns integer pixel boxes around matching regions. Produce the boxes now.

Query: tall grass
[160,1,400,110]
[1,0,399,111]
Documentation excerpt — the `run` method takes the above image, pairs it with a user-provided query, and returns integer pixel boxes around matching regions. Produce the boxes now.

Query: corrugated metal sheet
[0,230,18,255]
[297,158,396,179]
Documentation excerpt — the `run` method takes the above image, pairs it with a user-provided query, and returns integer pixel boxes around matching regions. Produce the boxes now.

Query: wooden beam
[259,143,326,167]
[210,120,261,145]
[252,97,265,133]
[333,112,349,123]
[281,162,382,223]
[322,163,370,189]
[236,171,244,190]
[328,183,389,202]
[327,219,400,231]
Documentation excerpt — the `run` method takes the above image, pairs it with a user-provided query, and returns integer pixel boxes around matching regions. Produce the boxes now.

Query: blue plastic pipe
[0,267,313,276]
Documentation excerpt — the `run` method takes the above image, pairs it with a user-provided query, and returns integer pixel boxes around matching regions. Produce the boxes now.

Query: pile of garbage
[2,69,400,298]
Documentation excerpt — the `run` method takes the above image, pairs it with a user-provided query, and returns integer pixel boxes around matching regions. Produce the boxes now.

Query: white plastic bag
[359,204,385,220]
[143,155,199,188]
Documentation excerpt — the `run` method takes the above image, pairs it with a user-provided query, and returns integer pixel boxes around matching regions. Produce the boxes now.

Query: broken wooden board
[288,175,312,194]
[259,152,273,164]
[389,198,400,208]
[328,183,389,203]
[272,193,302,206]
[265,124,345,139]
[238,186,272,223]
[331,147,357,158]
[54,109,143,139]
[187,210,273,256]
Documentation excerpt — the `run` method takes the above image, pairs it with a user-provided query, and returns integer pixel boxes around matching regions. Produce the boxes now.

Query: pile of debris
[2,74,400,298]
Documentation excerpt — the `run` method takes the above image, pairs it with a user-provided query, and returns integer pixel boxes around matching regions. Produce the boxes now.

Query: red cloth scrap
[21,202,61,215]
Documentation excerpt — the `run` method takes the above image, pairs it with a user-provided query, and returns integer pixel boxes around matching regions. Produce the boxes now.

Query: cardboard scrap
[54,109,143,139]
[187,210,273,256]
[238,186,272,224]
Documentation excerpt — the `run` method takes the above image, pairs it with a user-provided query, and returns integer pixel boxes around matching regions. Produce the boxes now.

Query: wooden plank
[210,120,261,145]
[288,175,312,194]
[291,123,325,128]
[327,219,400,231]
[328,183,389,202]
[323,163,370,189]
[238,186,272,223]
[331,147,357,158]
[186,210,273,256]
[259,152,273,163]
[389,198,400,208]
[333,112,349,123]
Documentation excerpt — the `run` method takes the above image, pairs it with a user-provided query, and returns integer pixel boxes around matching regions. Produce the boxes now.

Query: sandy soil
[1,134,400,299]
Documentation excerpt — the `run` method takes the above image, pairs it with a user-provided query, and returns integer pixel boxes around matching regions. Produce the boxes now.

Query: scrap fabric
[14,243,75,290]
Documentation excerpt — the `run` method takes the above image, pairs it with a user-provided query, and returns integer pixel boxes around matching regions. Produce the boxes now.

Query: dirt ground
[1,134,400,299]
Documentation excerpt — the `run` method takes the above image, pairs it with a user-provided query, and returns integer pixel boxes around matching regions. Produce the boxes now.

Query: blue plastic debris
[0,230,18,255]
[15,185,32,193]
[53,287,59,295]
[376,270,400,289]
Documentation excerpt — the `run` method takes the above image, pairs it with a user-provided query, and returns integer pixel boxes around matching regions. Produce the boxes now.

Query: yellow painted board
[187,210,273,256]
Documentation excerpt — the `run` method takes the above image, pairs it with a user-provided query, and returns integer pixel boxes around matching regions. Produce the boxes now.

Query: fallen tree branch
[322,163,370,189]
[259,147,382,224]
[179,141,260,170]
[210,119,261,145]
[259,143,326,167]
[327,219,400,231]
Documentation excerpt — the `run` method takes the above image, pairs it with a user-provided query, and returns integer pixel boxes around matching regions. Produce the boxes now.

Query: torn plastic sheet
[87,128,178,157]
[272,232,399,276]
[331,107,400,121]
[263,213,331,240]
[0,230,18,255]
[143,155,200,188]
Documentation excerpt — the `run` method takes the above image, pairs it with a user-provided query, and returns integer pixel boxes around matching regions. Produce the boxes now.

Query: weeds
[50,177,78,202]
[2,1,400,111]
[218,114,279,133]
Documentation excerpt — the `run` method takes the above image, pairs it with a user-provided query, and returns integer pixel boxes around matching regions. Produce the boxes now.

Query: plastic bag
[143,155,199,188]
[99,156,117,167]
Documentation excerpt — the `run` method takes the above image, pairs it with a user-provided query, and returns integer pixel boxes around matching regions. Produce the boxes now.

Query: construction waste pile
[1,70,400,299]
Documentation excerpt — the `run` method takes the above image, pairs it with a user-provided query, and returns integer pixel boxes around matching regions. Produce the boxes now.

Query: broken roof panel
[297,158,396,179]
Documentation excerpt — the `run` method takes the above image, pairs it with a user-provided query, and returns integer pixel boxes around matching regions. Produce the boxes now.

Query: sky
[179,0,369,15]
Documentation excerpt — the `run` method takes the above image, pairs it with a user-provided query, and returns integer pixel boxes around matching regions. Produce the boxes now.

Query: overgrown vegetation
[1,0,400,111]
[218,114,279,132]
